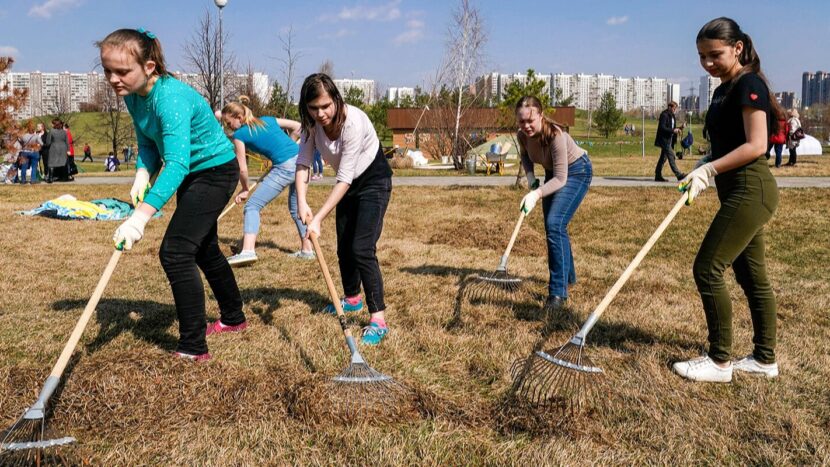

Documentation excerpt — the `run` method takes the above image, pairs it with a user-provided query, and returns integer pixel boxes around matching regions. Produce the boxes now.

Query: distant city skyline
[1,0,826,100]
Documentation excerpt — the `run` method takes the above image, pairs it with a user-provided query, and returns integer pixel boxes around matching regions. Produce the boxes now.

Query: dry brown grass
[1,182,828,465]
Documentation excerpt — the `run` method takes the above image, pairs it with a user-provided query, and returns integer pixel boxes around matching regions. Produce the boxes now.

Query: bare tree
[318,59,334,78]
[445,0,487,167]
[84,82,133,157]
[183,8,237,110]
[275,26,303,117]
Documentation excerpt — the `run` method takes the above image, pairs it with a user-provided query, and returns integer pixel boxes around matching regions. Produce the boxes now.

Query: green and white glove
[113,210,151,250]
[130,169,151,207]
[678,162,718,205]
[520,190,541,214]
[526,172,540,190]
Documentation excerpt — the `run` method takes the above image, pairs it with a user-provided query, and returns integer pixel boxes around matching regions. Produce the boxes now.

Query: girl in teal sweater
[100,28,247,361]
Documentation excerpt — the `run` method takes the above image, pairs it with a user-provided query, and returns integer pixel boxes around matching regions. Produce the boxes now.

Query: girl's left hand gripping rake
[1,249,122,458]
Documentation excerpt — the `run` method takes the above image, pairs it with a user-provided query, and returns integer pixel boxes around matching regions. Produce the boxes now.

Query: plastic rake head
[510,339,603,413]
[464,270,523,304]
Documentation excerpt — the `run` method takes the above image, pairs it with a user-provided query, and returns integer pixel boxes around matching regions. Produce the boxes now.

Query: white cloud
[0,46,19,58]
[394,19,425,45]
[320,0,402,22]
[606,15,629,26]
[323,29,355,40]
[28,0,83,19]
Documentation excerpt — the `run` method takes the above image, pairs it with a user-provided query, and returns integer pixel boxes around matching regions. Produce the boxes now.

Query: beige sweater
[519,127,586,196]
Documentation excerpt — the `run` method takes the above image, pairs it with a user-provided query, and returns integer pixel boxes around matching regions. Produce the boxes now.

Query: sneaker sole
[228,258,257,267]
[672,365,733,383]
[733,368,778,378]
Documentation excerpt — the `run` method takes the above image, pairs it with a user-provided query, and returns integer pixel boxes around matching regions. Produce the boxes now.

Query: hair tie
[137,27,157,40]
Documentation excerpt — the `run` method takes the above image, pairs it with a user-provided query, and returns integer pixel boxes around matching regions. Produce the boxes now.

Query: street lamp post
[214,0,228,110]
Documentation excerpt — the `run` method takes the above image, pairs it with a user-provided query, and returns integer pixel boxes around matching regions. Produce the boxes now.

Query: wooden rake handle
[217,181,259,222]
[576,194,687,340]
[497,211,526,271]
[309,233,357,343]
[49,249,122,380]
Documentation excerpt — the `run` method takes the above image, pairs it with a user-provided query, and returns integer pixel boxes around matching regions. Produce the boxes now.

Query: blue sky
[2,0,828,98]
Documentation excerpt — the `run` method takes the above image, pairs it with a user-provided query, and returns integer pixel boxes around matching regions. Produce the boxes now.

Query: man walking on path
[654,101,685,182]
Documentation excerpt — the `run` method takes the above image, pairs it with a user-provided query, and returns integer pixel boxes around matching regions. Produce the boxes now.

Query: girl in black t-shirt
[672,17,781,383]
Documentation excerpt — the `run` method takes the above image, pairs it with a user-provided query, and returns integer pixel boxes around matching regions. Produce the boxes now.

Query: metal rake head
[1,415,76,465]
[327,361,414,423]
[463,270,523,304]
[509,340,603,414]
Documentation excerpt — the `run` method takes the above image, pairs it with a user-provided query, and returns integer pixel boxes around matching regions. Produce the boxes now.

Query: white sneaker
[672,356,732,383]
[733,355,779,378]
[227,250,257,267]
[288,250,316,260]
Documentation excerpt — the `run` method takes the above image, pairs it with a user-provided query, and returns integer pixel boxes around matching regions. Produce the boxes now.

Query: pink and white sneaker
[206,320,248,337]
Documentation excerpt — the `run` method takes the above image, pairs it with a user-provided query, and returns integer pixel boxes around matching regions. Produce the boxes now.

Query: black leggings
[335,146,393,313]
[159,159,244,354]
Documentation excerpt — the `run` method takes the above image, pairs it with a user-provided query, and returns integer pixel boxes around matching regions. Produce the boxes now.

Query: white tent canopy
[769,134,823,156]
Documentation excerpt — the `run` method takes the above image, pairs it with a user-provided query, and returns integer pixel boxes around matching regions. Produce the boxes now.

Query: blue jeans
[243,156,306,239]
[541,154,592,298]
[312,151,323,175]
[19,152,39,183]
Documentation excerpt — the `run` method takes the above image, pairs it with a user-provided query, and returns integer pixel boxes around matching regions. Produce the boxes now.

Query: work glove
[678,162,717,206]
[526,172,540,190]
[130,169,152,207]
[520,190,541,214]
[113,210,151,250]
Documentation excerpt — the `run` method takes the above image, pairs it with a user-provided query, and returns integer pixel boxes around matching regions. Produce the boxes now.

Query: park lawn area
[0,183,828,464]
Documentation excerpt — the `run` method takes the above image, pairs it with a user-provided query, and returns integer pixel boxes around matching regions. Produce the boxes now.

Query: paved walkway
[65,175,830,188]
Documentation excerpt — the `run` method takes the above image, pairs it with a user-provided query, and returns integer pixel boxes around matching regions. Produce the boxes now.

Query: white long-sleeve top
[297,104,379,184]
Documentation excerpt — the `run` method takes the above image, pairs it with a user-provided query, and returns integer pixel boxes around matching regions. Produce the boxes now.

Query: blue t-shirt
[125,76,235,210]
[233,116,299,165]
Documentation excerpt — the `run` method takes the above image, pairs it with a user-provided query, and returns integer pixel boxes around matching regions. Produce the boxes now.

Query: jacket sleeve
[141,96,194,210]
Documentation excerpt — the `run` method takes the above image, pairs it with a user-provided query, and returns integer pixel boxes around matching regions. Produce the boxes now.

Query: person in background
[766,106,787,168]
[64,123,76,181]
[654,101,686,182]
[105,151,121,172]
[312,149,324,180]
[785,108,801,166]
[45,119,68,183]
[18,120,42,184]
[82,143,94,162]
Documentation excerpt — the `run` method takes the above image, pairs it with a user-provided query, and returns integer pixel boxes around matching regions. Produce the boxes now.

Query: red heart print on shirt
[750,93,758,101]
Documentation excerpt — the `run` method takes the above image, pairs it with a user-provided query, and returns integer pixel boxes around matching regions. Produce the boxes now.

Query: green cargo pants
[693,157,778,364]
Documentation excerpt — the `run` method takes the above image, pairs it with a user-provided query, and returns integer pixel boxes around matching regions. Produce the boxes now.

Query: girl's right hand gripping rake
[510,195,687,412]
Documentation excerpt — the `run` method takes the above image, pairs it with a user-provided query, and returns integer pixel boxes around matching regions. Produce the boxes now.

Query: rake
[217,181,258,222]
[1,249,122,462]
[511,194,687,411]
[308,233,410,422]
[464,211,527,304]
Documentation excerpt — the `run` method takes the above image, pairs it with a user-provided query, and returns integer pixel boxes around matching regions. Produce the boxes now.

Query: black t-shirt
[705,72,771,161]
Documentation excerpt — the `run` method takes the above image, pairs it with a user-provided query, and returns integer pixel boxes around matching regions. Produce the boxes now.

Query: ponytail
[221,97,265,135]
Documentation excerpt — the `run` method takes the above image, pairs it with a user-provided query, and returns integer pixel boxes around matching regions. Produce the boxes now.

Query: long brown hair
[298,73,346,138]
[696,17,783,133]
[96,28,171,77]
[515,96,563,149]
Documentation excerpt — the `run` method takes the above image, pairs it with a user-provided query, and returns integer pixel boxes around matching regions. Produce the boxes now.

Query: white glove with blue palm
[678,162,718,205]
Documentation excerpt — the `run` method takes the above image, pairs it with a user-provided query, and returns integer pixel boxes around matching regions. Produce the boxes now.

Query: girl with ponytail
[221,96,313,266]
[99,28,246,361]
[673,17,780,382]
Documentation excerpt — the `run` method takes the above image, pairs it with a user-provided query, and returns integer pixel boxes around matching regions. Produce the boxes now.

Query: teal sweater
[125,76,235,210]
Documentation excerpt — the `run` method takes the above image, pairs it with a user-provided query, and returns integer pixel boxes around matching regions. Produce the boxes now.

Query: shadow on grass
[240,287,330,326]
[401,264,547,330]
[52,298,178,353]
[218,236,292,255]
